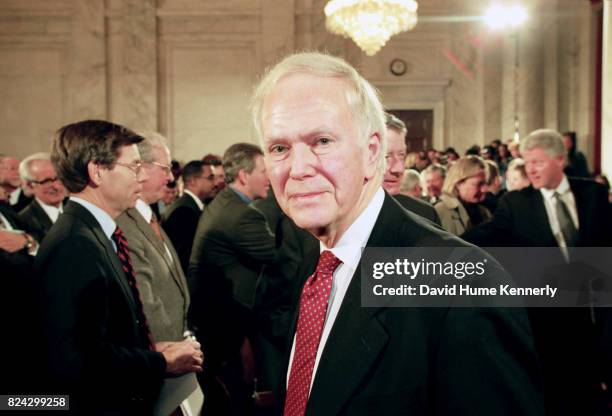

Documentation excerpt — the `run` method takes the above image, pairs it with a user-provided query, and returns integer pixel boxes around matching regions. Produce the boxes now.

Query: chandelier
[324,0,419,56]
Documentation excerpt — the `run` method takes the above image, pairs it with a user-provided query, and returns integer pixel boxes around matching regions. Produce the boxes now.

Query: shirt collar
[183,189,204,211]
[229,186,252,204]
[135,199,153,223]
[321,187,385,271]
[36,197,62,220]
[540,175,570,200]
[9,188,21,205]
[69,196,116,240]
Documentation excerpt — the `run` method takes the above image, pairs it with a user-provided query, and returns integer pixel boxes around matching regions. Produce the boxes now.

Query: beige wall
[0,0,600,166]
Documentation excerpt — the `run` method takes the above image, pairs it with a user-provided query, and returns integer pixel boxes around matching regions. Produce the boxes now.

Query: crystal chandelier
[324,0,419,56]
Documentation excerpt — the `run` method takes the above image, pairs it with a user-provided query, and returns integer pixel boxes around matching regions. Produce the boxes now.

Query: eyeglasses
[149,161,172,174]
[115,161,143,175]
[31,177,59,185]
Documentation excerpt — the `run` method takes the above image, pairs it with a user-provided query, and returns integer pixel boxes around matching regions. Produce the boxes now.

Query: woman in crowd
[505,158,531,191]
[434,155,491,235]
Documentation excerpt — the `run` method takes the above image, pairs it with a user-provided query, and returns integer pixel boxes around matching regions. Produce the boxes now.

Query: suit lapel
[65,202,138,312]
[32,200,53,231]
[529,187,557,246]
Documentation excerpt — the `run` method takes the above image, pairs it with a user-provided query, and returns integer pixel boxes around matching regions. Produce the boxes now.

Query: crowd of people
[1,51,612,416]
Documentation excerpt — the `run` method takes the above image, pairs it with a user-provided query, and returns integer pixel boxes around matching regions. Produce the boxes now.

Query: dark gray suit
[18,198,54,243]
[116,207,190,342]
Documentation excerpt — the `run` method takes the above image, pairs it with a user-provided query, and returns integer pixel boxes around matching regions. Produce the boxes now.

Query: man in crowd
[383,113,440,225]
[0,154,32,212]
[17,152,66,242]
[399,169,424,199]
[163,160,218,271]
[36,120,203,414]
[202,153,226,195]
[251,52,542,415]
[421,163,446,205]
[463,128,612,415]
[189,143,277,415]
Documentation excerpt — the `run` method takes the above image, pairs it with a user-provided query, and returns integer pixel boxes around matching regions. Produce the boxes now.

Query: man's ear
[364,132,382,180]
[88,161,103,186]
[237,169,249,185]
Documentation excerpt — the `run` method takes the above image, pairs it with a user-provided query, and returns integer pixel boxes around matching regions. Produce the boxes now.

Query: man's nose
[289,144,317,179]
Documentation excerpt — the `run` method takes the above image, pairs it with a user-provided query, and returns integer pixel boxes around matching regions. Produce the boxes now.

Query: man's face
[522,147,564,190]
[211,165,225,191]
[141,146,173,204]
[245,155,270,200]
[161,184,178,205]
[28,159,66,207]
[0,157,21,188]
[99,144,147,217]
[193,165,217,201]
[456,171,487,204]
[261,73,379,236]
[424,171,443,198]
[383,128,406,196]
[562,135,573,151]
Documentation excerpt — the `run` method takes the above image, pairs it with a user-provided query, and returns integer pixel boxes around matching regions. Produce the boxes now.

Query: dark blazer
[188,188,278,366]
[18,198,54,243]
[162,193,202,273]
[462,177,612,415]
[117,207,190,342]
[34,201,166,414]
[10,188,32,213]
[462,178,611,248]
[392,193,441,225]
[278,194,543,415]
[0,203,36,392]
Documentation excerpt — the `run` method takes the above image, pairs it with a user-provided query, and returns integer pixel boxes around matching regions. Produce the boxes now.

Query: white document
[154,373,202,416]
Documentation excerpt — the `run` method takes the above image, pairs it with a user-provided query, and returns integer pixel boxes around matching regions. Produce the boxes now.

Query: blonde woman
[434,155,491,235]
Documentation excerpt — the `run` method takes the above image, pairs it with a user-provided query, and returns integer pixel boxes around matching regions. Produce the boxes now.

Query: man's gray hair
[19,152,51,181]
[385,113,407,137]
[223,142,263,184]
[400,169,422,194]
[250,52,387,173]
[421,163,447,179]
[137,132,169,164]
[520,129,566,158]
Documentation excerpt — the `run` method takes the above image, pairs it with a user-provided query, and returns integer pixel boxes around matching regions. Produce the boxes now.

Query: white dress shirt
[287,187,385,392]
[36,198,63,223]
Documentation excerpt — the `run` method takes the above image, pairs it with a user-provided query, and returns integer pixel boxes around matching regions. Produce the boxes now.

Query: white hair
[19,152,50,181]
[520,129,566,158]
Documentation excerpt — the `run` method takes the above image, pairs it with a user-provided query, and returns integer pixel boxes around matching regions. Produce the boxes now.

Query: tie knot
[316,250,342,275]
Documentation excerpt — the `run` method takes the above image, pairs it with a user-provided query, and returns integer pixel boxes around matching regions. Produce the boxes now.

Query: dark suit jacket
[278,194,543,415]
[35,201,166,414]
[18,198,54,243]
[393,193,441,225]
[188,188,278,367]
[462,178,612,415]
[117,207,190,342]
[10,188,32,213]
[0,203,36,392]
[162,193,202,273]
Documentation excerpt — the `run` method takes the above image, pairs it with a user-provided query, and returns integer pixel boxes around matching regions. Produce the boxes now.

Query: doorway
[388,110,433,152]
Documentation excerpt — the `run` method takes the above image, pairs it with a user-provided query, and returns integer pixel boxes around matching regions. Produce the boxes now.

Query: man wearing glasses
[17,152,66,242]
[35,120,203,414]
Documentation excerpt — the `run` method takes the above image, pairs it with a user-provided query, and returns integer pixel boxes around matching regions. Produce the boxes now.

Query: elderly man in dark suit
[250,52,543,415]
[17,152,66,242]
[383,113,441,225]
[463,128,612,415]
[35,120,203,414]
[0,155,32,212]
[189,142,278,414]
[163,160,219,272]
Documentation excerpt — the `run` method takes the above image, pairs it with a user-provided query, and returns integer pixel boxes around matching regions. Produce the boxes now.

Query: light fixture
[483,3,527,30]
[324,0,419,56]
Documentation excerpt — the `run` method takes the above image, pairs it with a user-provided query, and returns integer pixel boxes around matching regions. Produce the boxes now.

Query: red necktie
[284,250,342,416]
[150,214,164,241]
[112,226,155,350]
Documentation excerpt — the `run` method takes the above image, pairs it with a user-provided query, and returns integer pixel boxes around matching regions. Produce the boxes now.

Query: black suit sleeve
[162,206,201,271]
[38,235,166,397]
[461,192,515,246]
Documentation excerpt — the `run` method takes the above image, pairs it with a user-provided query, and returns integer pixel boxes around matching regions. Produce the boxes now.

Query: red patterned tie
[112,226,155,350]
[284,250,342,416]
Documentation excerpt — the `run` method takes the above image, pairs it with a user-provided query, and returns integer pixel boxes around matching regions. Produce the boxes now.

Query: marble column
[68,0,106,121]
[108,0,157,133]
[602,0,612,179]
[261,0,295,69]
